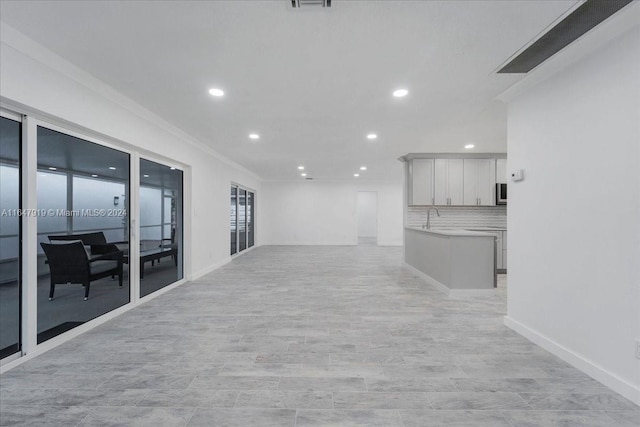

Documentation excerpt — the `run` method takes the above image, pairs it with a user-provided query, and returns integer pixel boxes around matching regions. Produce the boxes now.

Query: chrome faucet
[425,207,440,230]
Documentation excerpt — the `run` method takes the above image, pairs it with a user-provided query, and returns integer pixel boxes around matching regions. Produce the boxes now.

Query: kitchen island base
[404,227,495,295]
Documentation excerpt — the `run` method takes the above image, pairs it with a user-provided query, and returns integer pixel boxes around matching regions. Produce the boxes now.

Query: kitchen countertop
[405,227,495,237]
[464,227,507,232]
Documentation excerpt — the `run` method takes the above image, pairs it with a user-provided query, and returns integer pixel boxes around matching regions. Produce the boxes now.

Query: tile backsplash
[407,206,507,229]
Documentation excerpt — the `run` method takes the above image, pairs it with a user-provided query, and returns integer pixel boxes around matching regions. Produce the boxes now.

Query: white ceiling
[0,0,578,182]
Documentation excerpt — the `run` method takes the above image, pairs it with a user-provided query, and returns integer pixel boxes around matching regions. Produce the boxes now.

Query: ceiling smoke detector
[292,0,331,8]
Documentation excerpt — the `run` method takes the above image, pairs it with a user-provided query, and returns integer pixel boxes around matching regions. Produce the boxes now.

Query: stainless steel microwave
[496,183,507,205]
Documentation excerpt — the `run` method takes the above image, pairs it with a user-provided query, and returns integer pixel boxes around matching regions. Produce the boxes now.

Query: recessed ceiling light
[91,174,98,178]
[301,173,307,177]
[360,166,367,171]
[143,174,150,178]
[249,133,260,140]
[393,88,408,97]
[208,88,224,97]
[367,134,377,140]
[298,166,305,170]
[464,144,475,149]
[354,173,360,177]
[108,166,116,170]
[48,167,57,171]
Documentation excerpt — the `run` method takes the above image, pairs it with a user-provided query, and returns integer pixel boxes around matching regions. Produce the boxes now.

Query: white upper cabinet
[409,159,435,205]
[496,158,507,184]
[463,159,496,206]
[434,159,464,205]
[407,156,504,206]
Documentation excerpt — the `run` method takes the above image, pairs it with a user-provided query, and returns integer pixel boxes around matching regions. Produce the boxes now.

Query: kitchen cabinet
[492,230,508,271]
[502,230,507,270]
[479,230,502,270]
[406,155,506,207]
[463,159,496,206]
[496,231,503,270]
[434,159,463,205]
[409,159,435,205]
[496,158,507,184]
[466,229,507,271]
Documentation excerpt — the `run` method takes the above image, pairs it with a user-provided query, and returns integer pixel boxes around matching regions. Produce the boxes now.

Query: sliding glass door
[36,126,130,343]
[0,111,190,361]
[139,159,183,297]
[248,192,255,248]
[230,184,255,256]
[0,114,22,359]
[238,189,247,252]
[230,187,237,255]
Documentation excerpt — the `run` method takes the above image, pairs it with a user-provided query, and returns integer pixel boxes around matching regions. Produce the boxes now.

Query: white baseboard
[190,257,231,281]
[261,242,356,246]
[504,316,640,405]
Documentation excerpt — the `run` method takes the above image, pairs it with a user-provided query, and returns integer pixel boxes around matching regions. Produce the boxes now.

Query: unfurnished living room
[0,1,639,426]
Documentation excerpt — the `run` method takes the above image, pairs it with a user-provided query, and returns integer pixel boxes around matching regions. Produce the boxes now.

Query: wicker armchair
[40,241,124,301]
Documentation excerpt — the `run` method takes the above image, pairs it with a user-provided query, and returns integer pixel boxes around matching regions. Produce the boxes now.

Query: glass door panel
[0,116,21,358]
[238,189,247,252]
[36,126,130,343]
[139,159,183,297]
[230,186,237,255]
[247,192,254,248]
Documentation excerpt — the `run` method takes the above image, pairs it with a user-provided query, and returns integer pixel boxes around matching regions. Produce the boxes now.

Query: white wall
[261,181,403,246]
[357,192,378,238]
[0,24,262,279]
[506,27,640,404]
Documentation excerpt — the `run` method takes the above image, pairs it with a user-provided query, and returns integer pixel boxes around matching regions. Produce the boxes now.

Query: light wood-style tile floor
[1,245,638,426]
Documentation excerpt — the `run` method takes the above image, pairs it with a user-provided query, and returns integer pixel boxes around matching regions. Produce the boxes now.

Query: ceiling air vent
[292,0,331,8]
[498,0,633,73]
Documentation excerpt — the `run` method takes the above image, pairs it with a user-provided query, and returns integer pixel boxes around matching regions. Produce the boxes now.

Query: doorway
[357,191,378,245]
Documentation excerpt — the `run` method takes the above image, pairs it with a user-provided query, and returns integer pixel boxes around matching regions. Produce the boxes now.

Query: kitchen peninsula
[404,227,496,294]
[400,153,507,294]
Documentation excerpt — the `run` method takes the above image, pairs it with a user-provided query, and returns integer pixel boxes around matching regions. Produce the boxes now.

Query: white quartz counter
[405,227,495,237]
[404,227,496,294]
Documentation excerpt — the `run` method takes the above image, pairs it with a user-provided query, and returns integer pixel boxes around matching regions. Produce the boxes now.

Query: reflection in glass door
[230,185,255,255]
[36,126,130,343]
[238,189,247,252]
[0,115,22,359]
[139,159,183,297]
[230,187,237,255]
[247,192,254,248]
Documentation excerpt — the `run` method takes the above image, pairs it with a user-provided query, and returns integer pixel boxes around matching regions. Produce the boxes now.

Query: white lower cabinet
[496,233,503,270]
[485,231,503,270]
[502,231,507,270]
[467,229,507,271]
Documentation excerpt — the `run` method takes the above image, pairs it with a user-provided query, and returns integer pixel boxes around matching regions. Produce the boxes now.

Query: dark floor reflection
[1,257,179,346]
